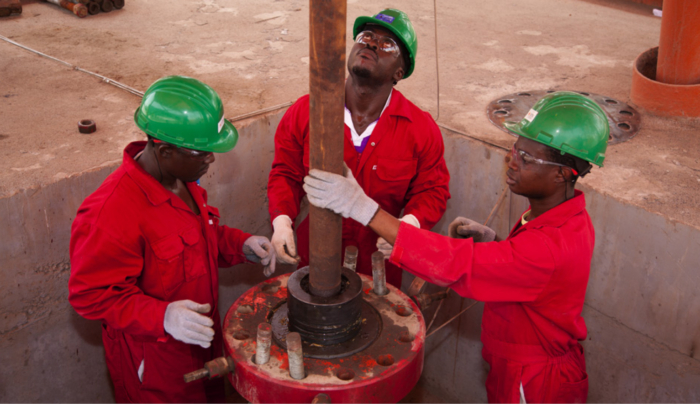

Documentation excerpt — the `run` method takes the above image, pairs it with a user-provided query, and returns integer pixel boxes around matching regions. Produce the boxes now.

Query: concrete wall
[0,111,284,402]
[2,110,699,402]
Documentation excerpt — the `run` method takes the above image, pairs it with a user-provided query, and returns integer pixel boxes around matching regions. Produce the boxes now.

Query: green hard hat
[134,76,238,153]
[353,9,417,79]
[504,91,609,166]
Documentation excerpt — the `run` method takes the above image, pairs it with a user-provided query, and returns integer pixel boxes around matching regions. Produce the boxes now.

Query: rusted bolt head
[78,119,96,134]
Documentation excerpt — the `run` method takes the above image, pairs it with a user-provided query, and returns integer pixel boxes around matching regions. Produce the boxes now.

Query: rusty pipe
[86,0,99,14]
[412,291,449,311]
[307,0,347,298]
[99,0,113,12]
[656,0,700,85]
[45,0,87,17]
[0,0,22,17]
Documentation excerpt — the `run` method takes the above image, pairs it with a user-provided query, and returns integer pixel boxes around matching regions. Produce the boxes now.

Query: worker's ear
[155,143,174,159]
[554,167,574,184]
[392,66,404,85]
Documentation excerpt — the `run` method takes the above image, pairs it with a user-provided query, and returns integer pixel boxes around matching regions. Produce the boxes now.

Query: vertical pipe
[308,0,347,297]
[656,0,700,85]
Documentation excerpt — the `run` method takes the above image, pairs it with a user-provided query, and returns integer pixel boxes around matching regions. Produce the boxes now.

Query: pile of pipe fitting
[44,0,124,18]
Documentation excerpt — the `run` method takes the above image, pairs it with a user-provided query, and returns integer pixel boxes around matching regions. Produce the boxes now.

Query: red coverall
[69,142,252,403]
[268,90,451,287]
[391,191,592,403]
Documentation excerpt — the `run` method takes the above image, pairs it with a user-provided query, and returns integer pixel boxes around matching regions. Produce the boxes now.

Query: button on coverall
[391,191,592,403]
[268,90,451,287]
[69,142,252,403]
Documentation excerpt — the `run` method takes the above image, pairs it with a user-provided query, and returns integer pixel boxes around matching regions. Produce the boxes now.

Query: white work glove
[448,217,496,243]
[243,235,277,277]
[377,214,420,259]
[303,166,379,226]
[163,300,215,349]
[271,215,300,265]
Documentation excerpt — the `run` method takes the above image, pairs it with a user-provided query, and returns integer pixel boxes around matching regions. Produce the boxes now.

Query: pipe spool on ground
[99,0,113,13]
[86,0,99,15]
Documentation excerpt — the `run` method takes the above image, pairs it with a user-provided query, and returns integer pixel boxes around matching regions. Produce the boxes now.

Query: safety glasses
[355,30,401,56]
[511,145,578,176]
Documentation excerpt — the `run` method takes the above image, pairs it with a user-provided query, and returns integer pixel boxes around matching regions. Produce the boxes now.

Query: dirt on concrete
[0,0,698,228]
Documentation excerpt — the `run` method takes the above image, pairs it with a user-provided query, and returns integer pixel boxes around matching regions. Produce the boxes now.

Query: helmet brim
[208,119,238,153]
[503,121,529,140]
[353,16,415,78]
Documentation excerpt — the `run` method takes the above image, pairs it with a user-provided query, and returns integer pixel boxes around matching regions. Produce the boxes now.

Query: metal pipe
[45,0,87,17]
[112,0,123,9]
[86,0,99,14]
[99,0,113,12]
[307,0,347,298]
[255,323,272,365]
[286,332,305,380]
[343,246,358,272]
[371,252,388,296]
[656,0,700,85]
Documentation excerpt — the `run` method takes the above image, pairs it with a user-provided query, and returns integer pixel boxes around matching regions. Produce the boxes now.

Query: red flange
[223,273,425,403]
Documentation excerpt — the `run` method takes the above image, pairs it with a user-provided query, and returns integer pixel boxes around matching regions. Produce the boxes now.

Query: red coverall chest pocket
[374,158,417,198]
[151,228,207,296]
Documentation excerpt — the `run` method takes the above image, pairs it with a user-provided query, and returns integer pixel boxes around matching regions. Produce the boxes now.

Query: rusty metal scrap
[0,0,22,17]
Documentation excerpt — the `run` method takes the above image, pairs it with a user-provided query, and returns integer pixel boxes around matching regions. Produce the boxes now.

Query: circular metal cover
[486,90,641,145]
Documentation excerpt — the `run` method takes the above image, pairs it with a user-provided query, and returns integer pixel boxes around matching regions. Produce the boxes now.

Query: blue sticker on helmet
[375,13,395,23]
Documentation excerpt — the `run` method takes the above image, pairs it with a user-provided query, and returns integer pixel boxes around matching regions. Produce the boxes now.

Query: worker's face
[348,25,405,83]
[505,137,562,198]
[157,143,215,183]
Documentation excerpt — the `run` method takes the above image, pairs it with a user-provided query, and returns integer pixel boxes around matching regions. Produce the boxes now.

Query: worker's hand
[271,215,300,265]
[377,215,420,259]
[243,235,277,277]
[303,165,379,226]
[163,300,215,348]
[448,217,496,242]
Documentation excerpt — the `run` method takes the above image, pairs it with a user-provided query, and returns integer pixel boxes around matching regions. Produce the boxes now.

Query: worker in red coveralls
[69,76,276,403]
[303,91,610,403]
[267,8,450,287]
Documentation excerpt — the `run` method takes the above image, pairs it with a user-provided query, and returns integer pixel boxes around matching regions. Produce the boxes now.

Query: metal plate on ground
[487,90,641,145]
[270,300,382,359]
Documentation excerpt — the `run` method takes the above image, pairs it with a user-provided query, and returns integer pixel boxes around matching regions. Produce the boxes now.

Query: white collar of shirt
[345,90,392,147]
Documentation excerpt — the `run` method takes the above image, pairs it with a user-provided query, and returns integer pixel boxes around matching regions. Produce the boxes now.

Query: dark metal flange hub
[487,90,641,145]
[271,266,382,358]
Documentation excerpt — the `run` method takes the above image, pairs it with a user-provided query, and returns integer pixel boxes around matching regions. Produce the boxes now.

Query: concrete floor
[1,0,700,402]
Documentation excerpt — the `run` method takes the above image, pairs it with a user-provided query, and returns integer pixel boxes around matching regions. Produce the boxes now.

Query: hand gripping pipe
[307,0,347,298]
